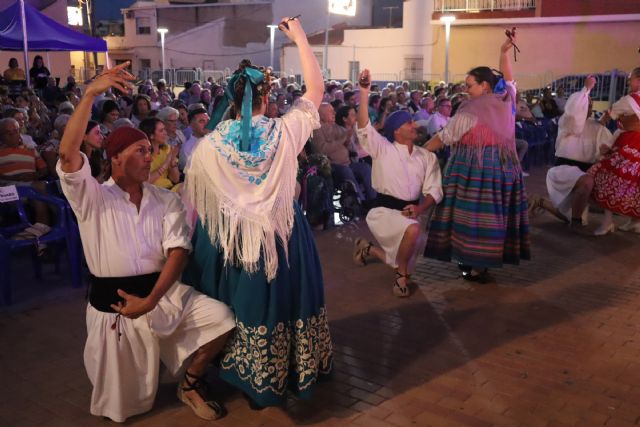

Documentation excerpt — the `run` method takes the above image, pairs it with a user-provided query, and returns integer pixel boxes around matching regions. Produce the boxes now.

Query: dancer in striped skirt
[423,33,530,283]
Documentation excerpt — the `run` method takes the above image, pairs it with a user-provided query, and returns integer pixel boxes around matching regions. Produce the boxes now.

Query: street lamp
[267,24,278,69]
[324,0,358,77]
[157,27,168,80]
[439,15,455,84]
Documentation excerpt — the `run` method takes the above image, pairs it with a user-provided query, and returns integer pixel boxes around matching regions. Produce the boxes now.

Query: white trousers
[84,282,235,423]
[546,165,586,220]
[366,206,427,272]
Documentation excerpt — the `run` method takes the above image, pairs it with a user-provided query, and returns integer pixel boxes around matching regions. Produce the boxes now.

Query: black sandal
[393,271,410,297]
[459,265,492,284]
[177,371,227,420]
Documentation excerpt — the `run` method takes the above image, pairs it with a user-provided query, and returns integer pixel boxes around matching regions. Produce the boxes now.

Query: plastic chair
[0,186,82,305]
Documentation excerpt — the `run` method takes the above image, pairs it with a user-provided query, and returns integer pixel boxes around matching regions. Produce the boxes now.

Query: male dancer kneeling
[57,63,235,422]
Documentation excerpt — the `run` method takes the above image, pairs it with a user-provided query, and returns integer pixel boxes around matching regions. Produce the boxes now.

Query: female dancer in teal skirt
[182,17,332,407]
[424,33,531,282]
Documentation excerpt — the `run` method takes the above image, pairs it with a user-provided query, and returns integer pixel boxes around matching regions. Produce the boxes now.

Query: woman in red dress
[588,67,640,235]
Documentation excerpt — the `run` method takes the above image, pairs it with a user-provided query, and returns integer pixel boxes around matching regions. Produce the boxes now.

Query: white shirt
[426,112,450,137]
[18,133,36,149]
[179,134,201,171]
[356,121,443,203]
[555,88,613,163]
[56,153,191,277]
[609,91,640,122]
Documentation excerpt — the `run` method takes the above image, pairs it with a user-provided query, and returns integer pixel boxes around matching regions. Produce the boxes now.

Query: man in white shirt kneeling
[56,63,235,423]
[352,69,443,298]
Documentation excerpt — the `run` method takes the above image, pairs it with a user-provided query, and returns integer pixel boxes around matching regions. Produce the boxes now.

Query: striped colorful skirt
[588,131,640,218]
[182,203,333,407]
[424,145,531,268]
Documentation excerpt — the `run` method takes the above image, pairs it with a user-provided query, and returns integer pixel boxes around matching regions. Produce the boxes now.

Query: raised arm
[279,18,323,108]
[499,34,515,82]
[357,69,371,129]
[58,63,134,173]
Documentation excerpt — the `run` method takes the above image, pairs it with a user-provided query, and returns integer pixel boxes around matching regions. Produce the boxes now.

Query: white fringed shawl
[184,98,320,281]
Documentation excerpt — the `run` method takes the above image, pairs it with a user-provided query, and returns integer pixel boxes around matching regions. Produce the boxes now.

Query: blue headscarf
[206,66,266,152]
[383,110,412,142]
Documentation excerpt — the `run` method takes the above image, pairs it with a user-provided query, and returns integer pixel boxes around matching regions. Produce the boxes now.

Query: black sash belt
[555,157,593,173]
[374,193,420,211]
[88,272,160,313]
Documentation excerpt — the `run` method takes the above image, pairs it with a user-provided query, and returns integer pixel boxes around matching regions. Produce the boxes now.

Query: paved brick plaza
[1,168,640,427]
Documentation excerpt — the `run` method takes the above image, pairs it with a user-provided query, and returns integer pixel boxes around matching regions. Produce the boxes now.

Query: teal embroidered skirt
[183,203,333,407]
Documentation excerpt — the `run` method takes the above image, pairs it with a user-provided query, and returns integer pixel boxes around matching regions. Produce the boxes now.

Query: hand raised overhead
[86,61,136,97]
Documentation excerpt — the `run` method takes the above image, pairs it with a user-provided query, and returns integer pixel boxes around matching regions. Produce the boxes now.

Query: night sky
[94,0,135,21]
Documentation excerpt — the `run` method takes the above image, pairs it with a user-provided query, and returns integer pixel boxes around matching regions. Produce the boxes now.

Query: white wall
[110,0,375,75]
[282,0,434,81]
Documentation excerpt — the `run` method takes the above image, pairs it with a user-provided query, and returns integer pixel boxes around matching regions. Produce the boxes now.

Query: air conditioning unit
[125,10,134,19]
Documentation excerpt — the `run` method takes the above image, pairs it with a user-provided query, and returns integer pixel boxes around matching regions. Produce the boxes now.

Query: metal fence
[434,0,536,12]
[521,70,629,104]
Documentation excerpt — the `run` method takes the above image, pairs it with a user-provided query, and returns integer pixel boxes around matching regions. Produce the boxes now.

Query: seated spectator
[58,101,75,115]
[29,55,50,94]
[312,103,376,204]
[130,94,151,127]
[407,90,421,115]
[39,113,70,177]
[554,86,567,114]
[187,83,202,106]
[375,96,392,131]
[0,117,50,225]
[275,93,288,116]
[179,107,210,172]
[265,100,279,119]
[516,92,536,122]
[99,99,120,133]
[178,81,192,105]
[367,93,381,125]
[112,117,135,129]
[42,77,63,108]
[337,104,372,166]
[200,88,212,111]
[540,87,561,119]
[139,117,180,191]
[157,106,186,149]
[3,108,36,149]
[426,97,452,137]
[3,57,26,82]
[80,120,109,183]
[413,96,434,124]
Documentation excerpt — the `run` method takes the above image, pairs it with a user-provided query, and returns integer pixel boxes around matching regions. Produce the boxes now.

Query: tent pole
[105,52,110,69]
[46,52,51,70]
[19,0,30,87]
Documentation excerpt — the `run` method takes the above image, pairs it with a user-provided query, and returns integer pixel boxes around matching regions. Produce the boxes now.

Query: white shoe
[594,222,615,236]
[618,218,640,233]
[522,171,530,177]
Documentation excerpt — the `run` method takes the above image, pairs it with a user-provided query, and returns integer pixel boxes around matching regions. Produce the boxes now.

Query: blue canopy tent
[0,0,107,85]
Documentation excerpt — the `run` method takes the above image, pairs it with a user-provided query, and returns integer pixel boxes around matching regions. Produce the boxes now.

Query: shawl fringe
[185,162,295,282]
[453,125,521,173]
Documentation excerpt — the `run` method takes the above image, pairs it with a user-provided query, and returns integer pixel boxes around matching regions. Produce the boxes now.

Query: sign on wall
[329,0,356,16]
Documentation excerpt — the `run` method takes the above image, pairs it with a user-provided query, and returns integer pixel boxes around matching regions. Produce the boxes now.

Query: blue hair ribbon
[205,66,265,152]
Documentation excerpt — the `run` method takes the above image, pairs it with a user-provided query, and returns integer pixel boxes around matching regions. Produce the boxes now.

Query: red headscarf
[105,127,148,160]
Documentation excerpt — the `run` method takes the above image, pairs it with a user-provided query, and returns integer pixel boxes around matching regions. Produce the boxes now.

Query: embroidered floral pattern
[220,307,333,395]
[589,131,640,217]
[211,116,283,185]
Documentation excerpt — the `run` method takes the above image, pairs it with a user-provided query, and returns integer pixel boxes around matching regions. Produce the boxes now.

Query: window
[136,17,151,35]
[404,56,423,81]
[140,59,151,69]
[349,61,360,84]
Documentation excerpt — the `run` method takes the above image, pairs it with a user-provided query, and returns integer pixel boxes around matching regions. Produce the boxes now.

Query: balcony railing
[434,0,536,12]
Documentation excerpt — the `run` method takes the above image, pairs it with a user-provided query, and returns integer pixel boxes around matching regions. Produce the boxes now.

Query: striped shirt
[0,145,46,177]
